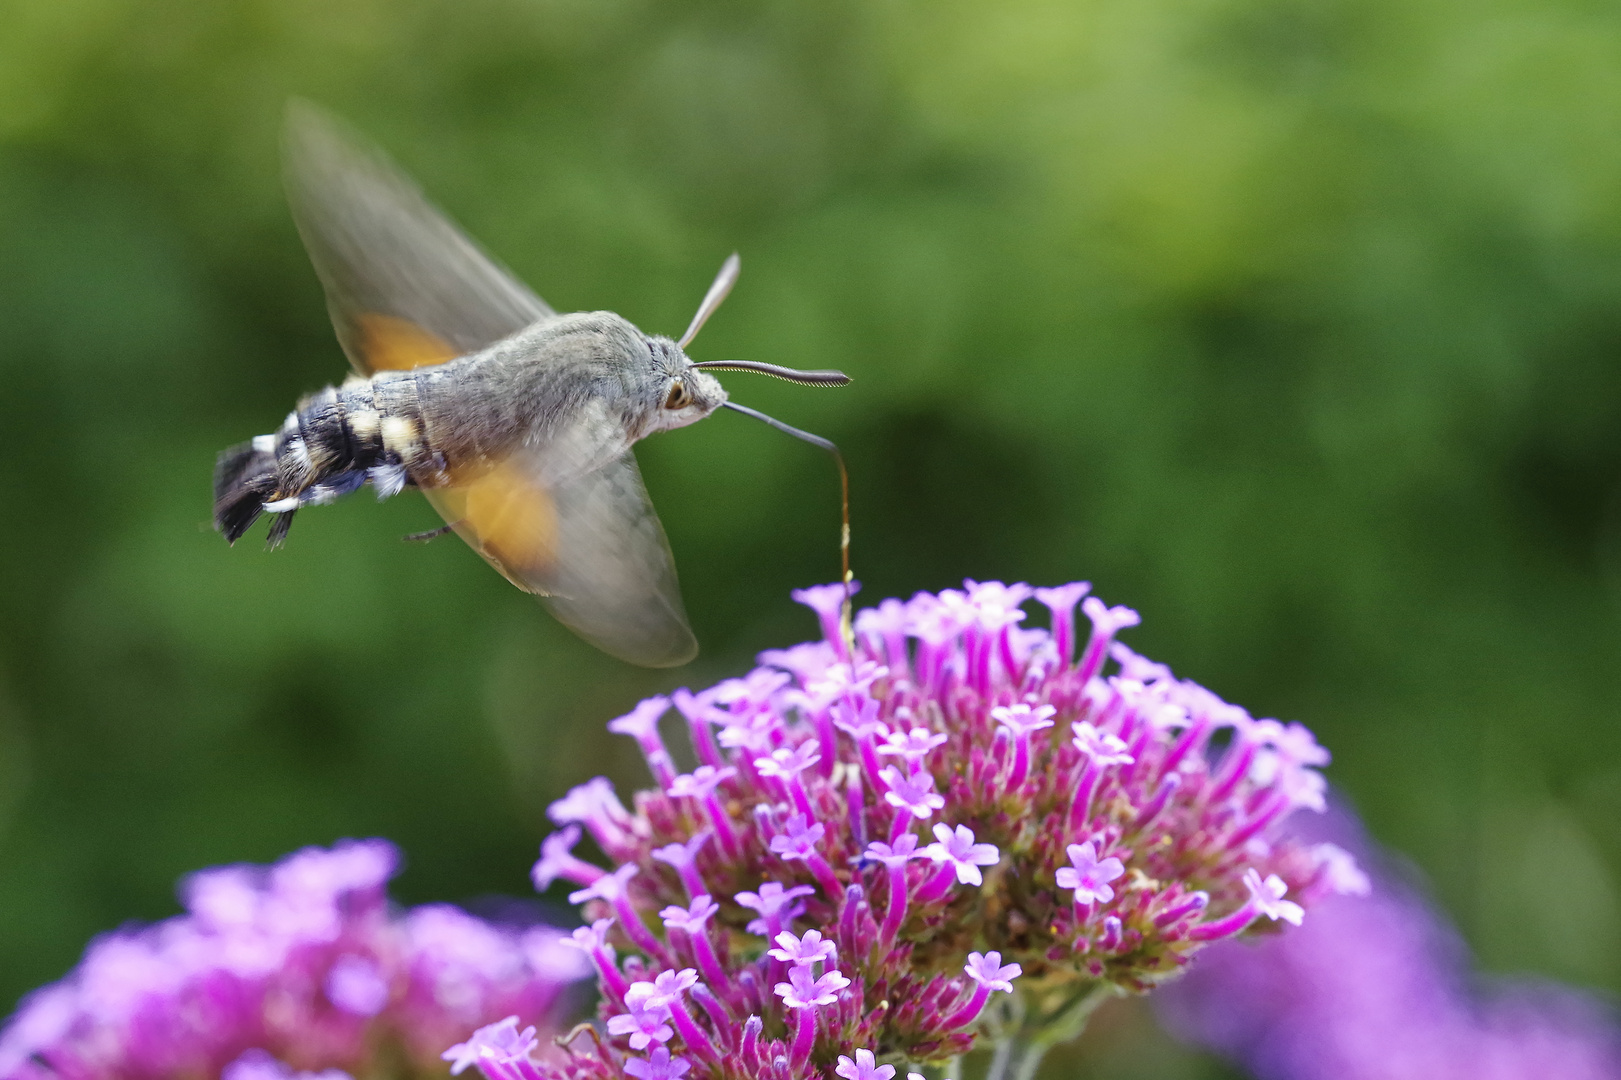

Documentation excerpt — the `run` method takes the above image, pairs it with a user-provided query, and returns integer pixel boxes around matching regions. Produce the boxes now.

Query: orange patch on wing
[356,313,459,371]
[437,460,558,582]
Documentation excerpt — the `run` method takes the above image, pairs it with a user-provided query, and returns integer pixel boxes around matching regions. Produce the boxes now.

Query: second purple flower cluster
[0,840,590,1080]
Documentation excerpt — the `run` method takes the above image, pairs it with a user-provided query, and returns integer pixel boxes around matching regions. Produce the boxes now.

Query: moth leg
[403,521,462,543]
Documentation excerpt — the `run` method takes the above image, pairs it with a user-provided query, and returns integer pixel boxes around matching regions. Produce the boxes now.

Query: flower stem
[978,983,1119,1080]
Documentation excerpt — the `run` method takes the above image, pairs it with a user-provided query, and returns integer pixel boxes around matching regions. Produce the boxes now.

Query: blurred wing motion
[283,100,553,372]
[423,429,697,668]
[539,452,694,667]
[282,102,696,666]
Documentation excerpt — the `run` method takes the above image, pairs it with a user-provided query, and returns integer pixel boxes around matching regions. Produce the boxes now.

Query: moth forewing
[281,100,554,375]
[540,449,697,668]
[414,408,695,667]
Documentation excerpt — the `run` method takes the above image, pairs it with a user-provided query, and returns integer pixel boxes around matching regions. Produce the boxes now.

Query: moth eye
[664,381,692,410]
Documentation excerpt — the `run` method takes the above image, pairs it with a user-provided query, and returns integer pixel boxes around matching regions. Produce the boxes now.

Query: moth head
[650,344,729,432]
[645,251,849,435]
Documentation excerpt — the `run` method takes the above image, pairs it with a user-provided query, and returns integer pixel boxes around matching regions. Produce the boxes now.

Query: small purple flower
[666,766,736,799]
[830,695,886,740]
[964,580,1031,633]
[710,668,792,707]
[922,824,1001,887]
[773,964,851,1009]
[853,597,907,639]
[1033,583,1090,609]
[792,582,857,658]
[756,641,836,685]
[941,951,1024,1030]
[875,727,949,762]
[1244,868,1305,926]
[324,954,389,1016]
[768,929,837,968]
[865,833,924,945]
[564,917,613,953]
[768,814,826,861]
[754,744,822,780]
[224,1051,351,1080]
[651,834,712,898]
[1254,718,1331,768]
[184,866,260,928]
[834,1048,896,1080]
[1072,722,1134,767]
[548,777,634,851]
[906,591,972,644]
[963,951,1022,993]
[443,1017,538,1075]
[863,834,922,868]
[804,658,886,702]
[608,696,672,744]
[624,1047,692,1080]
[879,766,945,819]
[1153,890,1211,929]
[1056,841,1126,904]
[734,882,815,938]
[568,863,639,906]
[792,582,857,620]
[712,709,777,753]
[1262,754,1329,812]
[548,776,628,828]
[607,983,676,1050]
[659,896,720,935]
[657,904,729,995]
[990,703,1056,739]
[991,702,1057,786]
[755,744,825,815]
[270,838,396,900]
[646,968,700,1004]
[524,926,594,982]
[1082,596,1141,637]
[532,825,605,891]
[1035,582,1092,664]
[1108,641,1171,682]
[651,833,712,869]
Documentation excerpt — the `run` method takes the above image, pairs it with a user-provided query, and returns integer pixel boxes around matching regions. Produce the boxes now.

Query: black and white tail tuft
[213,441,282,546]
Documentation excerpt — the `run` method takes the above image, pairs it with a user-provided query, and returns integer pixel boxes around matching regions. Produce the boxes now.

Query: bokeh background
[2,0,1619,1075]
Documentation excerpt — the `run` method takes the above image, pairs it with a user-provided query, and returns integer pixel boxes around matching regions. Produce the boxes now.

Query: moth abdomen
[213,373,434,547]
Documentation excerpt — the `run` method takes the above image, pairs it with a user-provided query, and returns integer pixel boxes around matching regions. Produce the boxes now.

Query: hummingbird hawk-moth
[213,104,849,667]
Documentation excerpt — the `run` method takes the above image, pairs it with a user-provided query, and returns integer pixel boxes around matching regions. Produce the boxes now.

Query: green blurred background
[1,0,1619,1074]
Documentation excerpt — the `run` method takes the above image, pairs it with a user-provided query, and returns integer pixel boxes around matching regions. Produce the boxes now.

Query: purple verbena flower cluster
[461,581,1363,1079]
[0,840,591,1080]
[1159,810,1621,1080]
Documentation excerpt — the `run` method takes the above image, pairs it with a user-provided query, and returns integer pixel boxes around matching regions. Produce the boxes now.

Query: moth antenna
[721,401,854,641]
[691,360,850,387]
[679,252,741,349]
